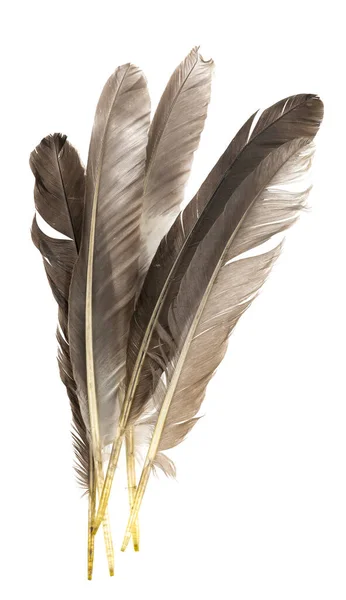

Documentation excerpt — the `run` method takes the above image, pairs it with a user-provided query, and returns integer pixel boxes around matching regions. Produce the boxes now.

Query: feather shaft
[121,217,237,550]
[87,450,96,580]
[126,427,140,551]
[93,420,127,532]
[121,352,188,550]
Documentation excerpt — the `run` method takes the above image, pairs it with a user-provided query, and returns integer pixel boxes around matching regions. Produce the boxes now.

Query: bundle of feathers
[30,47,324,578]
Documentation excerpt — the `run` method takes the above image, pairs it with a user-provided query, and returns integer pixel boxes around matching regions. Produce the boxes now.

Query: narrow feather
[139,46,213,280]
[30,134,88,486]
[68,64,150,454]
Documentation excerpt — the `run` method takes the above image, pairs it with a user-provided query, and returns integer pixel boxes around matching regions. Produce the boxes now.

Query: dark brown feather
[30,134,88,488]
[127,95,324,425]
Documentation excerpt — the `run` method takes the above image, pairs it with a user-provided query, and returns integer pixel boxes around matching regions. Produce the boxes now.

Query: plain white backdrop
[1,1,345,598]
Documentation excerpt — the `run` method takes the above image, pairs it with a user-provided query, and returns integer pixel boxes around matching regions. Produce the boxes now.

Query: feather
[121,134,322,549]
[94,94,323,530]
[156,140,316,445]
[139,46,213,281]
[68,64,150,477]
[30,134,88,486]
[30,134,115,577]
[127,94,323,423]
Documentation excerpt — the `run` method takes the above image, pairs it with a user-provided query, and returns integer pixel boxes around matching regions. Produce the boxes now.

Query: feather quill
[94,94,323,529]
[121,134,322,548]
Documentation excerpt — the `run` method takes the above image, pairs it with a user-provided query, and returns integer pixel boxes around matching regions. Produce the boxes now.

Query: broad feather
[128,94,323,425]
[120,131,323,548]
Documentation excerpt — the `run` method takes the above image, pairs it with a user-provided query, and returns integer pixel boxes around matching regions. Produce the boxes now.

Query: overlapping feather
[139,46,213,282]
[30,134,88,486]
[93,49,215,526]
[30,52,324,569]
[154,139,315,452]
[126,94,324,444]
[68,64,150,453]
[121,134,323,548]
[94,91,323,530]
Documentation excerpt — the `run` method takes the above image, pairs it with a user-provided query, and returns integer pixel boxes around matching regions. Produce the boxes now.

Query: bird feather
[68,64,150,468]
[30,134,88,486]
[121,135,323,548]
[139,46,213,282]
[127,94,323,425]
[94,94,323,530]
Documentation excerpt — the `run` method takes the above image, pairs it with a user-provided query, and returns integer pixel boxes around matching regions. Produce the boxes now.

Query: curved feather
[121,137,322,548]
[30,134,88,486]
[139,46,213,280]
[68,64,150,454]
[30,133,84,249]
[157,140,314,449]
[127,94,324,423]
[95,94,323,530]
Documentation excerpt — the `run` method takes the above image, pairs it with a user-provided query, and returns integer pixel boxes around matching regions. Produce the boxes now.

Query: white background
[1,1,345,598]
